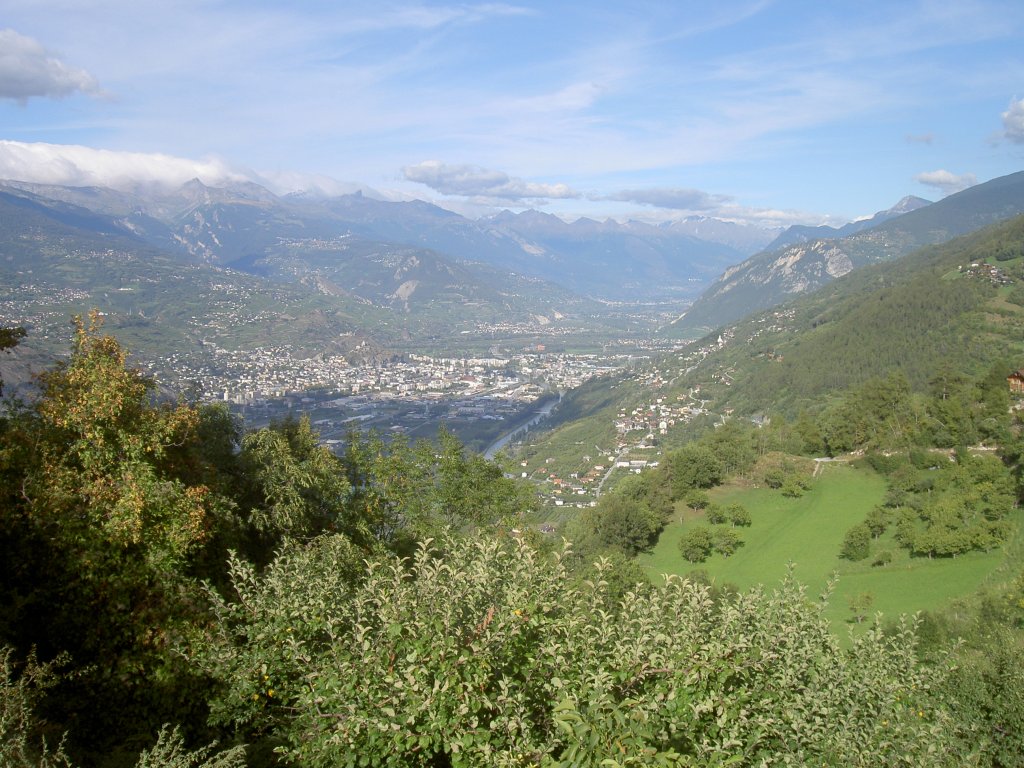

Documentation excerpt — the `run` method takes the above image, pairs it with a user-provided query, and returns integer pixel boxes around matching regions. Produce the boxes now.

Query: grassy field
[638,461,1021,632]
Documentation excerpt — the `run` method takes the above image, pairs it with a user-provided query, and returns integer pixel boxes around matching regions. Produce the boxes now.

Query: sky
[1,0,1023,228]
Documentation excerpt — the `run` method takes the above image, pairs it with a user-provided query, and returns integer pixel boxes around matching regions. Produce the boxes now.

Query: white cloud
[0,28,100,102]
[905,133,934,145]
[402,161,579,201]
[605,187,733,211]
[255,169,387,199]
[914,169,977,196]
[1002,97,1024,144]
[0,140,409,200]
[593,186,840,228]
[0,140,249,190]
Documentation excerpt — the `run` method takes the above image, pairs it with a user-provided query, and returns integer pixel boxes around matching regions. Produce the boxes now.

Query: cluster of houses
[958,262,1014,286]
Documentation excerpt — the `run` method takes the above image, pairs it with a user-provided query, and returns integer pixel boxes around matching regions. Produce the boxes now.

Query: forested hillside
[665,213,1024,418]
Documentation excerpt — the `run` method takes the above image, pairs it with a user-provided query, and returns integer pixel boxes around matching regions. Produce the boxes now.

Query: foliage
[195,533,968,766]
[840,522,872,561]
[0,314,233,761]
[667,445,722,495]
[0,326,25,397]
[677,526,714,563]
[848,592,875,624]
[726,504,751,527]
[563,493,661,559]
[711,526,743,557]
[913,570,1024,766]
[872,549,893,567]
[763,468,785,489]
[1,648,245,768]
[819,372,921,454]
[131,727,245,768]
[341,429,531,551]
[616,472,676,523]
[681,488,709,515]
[705,504,728,525]
[0,648,72,768]
[0,319,532,766]
[779,477,808,498]
[882,452,1018,559]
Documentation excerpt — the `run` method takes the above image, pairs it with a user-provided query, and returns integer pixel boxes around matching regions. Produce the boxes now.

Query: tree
[781,478,808,498]
[864,506,888,538]
[682,488,709,517]
[564,490,663,563]
[616,472,674,522]
[727,503,751,527]
[712,526,742,557]
[341,428,531,548]
[764,468,786,489]
[668,445,722,497]
[848,592,875,624]
[794,410,825,455]
[677,525,714,563]
[840,522,872,561]
[701,420,757,477]
[705,503,728,525]
[240,415,352,545]
[0,313,239,762]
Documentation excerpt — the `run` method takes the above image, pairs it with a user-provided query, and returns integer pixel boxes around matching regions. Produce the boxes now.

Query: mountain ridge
[0,178,751,301]
[676,171,1024,333]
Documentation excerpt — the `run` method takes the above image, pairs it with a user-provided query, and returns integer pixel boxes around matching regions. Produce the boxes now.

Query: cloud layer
[604,188,733,211]
[914,169,978,196]
[0,140,247,189]
[0,29,99,102]
[402,161,578,201]
[1003,97,1024,144]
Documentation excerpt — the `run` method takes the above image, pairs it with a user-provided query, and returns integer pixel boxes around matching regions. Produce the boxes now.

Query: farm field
[638,462,1021,631]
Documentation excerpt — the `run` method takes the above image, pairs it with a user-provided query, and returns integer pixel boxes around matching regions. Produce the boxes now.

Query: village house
[1009,369,1024,394]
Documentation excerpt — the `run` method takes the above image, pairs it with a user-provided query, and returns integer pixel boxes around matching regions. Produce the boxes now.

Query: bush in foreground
[194,533,974,766]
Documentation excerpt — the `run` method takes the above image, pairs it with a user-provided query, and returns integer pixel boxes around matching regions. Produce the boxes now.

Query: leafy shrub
[872,550,893,567]
[840,522,872,561]
[193,534,967,767]
[705,504,728,525]
[712,526,743,557]
[726,504,751,527]
[678,525,714,563]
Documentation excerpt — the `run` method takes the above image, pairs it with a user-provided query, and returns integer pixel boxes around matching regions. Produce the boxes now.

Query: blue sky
[1,0,1023,227]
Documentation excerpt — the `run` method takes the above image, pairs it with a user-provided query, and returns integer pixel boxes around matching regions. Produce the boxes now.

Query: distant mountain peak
[887,195,931,215]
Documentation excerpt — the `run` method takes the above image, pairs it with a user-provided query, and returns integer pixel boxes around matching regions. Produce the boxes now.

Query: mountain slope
[668,212,1024,416]
[677,171,1024,332]
[0,183,596,349]
[519,212,1024,474]
[762,195,931,251]
[0,190,387,385]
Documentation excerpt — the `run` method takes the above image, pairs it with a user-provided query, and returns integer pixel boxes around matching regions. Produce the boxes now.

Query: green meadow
[638,462,1020,630]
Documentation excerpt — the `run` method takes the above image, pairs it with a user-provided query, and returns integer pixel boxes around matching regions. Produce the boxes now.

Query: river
[483,395,560,460]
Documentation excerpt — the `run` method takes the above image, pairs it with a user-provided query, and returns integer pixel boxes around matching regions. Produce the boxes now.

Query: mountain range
[676,171,1024,333]
[5,169,1024,393]
[0,178,755,302]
